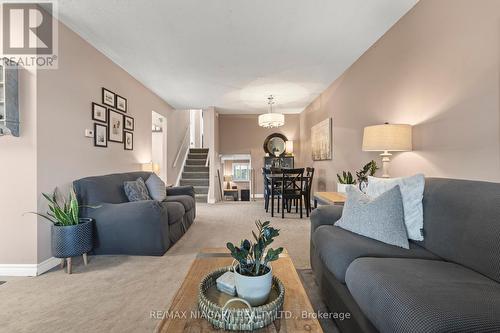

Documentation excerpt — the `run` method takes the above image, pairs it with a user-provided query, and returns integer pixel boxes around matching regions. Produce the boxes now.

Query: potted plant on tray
[227,221,283,306]
[30,188,96,274]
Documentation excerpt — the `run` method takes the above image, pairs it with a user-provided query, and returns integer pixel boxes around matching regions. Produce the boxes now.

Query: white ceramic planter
[234,264,273,306]
[337,183,355,193]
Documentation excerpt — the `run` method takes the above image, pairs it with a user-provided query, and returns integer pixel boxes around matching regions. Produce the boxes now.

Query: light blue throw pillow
[145,173,166,201]
[366,174,425,241]
[335,185,409,249]
[124,177,151,202]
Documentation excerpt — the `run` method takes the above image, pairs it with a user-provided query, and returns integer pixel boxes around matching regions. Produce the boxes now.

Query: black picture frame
[108,109,124,143]
[102,88,116,107]
[124,115,134,130]
[116,94,127,113]
[94,123,108,148]
[124,131,133,150]
[92,102,107,123]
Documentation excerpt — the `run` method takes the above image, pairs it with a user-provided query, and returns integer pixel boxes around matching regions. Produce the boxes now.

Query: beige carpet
[0,201,326,333]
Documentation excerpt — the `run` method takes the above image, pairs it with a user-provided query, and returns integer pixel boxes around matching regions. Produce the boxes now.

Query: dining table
[264,173,312,218]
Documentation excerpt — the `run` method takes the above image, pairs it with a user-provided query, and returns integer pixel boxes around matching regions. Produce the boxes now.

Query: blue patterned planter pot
[51,219,93,258]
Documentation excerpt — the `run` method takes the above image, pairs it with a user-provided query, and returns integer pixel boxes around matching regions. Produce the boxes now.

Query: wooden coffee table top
[156,248,323,333]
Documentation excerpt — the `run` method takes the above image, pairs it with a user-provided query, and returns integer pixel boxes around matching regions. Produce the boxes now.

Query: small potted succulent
[227,221,283,306]
[336,171,356,193]
[31,188,96,273]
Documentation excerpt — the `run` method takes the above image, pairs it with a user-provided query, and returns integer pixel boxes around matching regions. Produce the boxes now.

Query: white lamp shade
[142,162,160,173]
[362,124,412,152]
[258,112,285,128]
[285,140,294,153]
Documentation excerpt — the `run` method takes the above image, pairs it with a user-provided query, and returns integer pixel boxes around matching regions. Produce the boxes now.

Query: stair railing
[173,126,190,168]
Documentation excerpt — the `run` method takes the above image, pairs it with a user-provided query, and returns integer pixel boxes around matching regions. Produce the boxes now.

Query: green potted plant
[356,160,379,191]
[31,188,96,274]
[336,171,356,193]
[227,221,283,306]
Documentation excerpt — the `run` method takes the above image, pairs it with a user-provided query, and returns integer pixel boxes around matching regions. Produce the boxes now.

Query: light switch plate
[85,129,94,137]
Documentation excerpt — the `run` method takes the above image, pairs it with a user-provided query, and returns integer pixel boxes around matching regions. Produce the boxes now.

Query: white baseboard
[0,257,60,277]
[253,193,264,198]
[37,257,61,275]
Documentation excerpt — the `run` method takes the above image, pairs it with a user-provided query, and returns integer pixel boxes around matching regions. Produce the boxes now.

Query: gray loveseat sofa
[74,171,195,256]
[310,178,500,333]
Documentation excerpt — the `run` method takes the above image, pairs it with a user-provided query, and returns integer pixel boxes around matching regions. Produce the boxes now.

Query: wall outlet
[85,129,94,138]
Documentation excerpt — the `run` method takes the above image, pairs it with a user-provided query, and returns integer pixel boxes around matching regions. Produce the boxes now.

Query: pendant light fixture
[258,95,285,128]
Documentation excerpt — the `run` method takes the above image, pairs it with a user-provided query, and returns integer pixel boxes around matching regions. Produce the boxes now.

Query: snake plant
[30,188,93,226]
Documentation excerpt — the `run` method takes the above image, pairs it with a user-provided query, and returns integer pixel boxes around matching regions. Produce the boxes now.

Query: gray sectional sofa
[74,171,195,256]
[310,178,500,333]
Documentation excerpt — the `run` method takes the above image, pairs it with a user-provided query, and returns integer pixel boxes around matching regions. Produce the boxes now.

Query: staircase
[180,148,209,203]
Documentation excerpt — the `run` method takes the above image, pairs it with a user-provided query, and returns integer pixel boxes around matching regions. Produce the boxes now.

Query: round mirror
[263,133,288,157]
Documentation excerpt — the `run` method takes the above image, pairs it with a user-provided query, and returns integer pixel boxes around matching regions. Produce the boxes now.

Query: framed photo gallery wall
[92,88,134,150]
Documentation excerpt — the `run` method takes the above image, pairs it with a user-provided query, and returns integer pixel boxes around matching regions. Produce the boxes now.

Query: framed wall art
[124,115,134,131]
[108,109,124,143]
[92,102,107,123]
[311,117,332,161]
[102,88,116,107]
[116,95,127,112]
[94,123,108,148]
[124,131,133,150]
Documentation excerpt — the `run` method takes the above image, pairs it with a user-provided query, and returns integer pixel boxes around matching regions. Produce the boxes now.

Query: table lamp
[224,175,232,189]
[362,123,412,178]
[285,140,294,155]
[142,162,160,174]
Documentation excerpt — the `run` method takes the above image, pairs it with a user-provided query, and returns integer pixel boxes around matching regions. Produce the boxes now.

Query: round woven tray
[198,266,285,331]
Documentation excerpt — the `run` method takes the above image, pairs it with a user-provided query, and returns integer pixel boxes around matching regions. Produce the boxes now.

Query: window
[232,163,250,181]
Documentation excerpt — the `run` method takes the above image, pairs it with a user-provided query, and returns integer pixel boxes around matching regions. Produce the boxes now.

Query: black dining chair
[262,168,271,212]
[304,167,315,216]
[269,167,283,215]
[274,168,305,219]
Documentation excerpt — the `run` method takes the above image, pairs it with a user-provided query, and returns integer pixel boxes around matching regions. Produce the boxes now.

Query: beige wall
[299,0,500,193]
[219,114,301,194]
[1,18,189,265]
[0,67,38,265]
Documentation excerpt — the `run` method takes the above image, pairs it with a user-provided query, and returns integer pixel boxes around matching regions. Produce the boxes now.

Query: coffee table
[156,248,323,332]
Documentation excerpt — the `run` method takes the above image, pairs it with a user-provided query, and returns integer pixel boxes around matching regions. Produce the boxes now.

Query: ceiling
[57,0,418,114]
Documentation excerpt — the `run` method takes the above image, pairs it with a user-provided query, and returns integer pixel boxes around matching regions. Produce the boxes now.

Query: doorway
[152,111,167,182]
[189,109,203,148]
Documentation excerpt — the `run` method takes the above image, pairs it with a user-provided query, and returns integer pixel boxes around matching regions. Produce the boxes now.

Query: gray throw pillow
[335,185,409,249]
[124,177,151,201]
[145,173,166,201]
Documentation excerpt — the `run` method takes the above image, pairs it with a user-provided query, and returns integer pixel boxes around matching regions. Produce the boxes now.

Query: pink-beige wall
[219,114,301,194]
[0,67,38,265]
[299,0,500,193]
[1,18,189,266]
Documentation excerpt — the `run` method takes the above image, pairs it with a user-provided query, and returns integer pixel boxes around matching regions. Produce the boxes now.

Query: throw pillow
[123,177,151,201]
[145,173,166,201]
[335,185,409,249]
[366,174,425,241]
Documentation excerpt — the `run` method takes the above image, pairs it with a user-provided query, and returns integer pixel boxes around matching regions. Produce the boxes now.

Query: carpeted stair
[180,148,209,202]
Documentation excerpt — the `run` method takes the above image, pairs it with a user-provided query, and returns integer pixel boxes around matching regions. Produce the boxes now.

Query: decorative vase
[51,218,93,258]
[337,183,354,193]
[234,264,273,306]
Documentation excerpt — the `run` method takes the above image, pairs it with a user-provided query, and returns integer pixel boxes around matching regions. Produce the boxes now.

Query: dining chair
[262,168,271,212]
[276,168,305,219]
[269,167,283,215]
[304,167,315,215]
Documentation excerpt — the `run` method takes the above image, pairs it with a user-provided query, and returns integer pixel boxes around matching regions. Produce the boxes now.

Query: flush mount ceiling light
[258,95,284,128]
